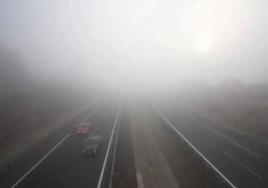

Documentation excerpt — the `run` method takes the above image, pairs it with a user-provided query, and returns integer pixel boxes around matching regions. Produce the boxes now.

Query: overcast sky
[1,0,268,93]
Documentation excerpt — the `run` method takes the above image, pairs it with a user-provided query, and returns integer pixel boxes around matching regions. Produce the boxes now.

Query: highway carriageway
[156,105,268,188]
[0,104,120,188]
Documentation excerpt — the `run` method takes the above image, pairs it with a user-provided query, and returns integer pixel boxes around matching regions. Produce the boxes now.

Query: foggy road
[2,0,268,188]
[158,106,268,188]
[1,103,267,188]
[0,105,119,188]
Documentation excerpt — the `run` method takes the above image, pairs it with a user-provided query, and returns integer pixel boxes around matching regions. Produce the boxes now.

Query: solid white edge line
[225,152,262,180]
[155,109,237,188]
[97,108,120,188]
[11,133,71,188]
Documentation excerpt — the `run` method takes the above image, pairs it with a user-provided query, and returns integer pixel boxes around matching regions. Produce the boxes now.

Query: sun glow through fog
[65,0,260,93]
[180,0,239,55]
[195,36,214,53]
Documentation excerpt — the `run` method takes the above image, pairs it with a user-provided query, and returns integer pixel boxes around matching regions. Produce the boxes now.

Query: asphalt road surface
[1,105,119,188]
[159,106,268,188]
[1,102,267,188]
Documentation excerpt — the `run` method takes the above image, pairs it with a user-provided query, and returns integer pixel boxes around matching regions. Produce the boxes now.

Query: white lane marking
[179,110,259,158]
[247,134,268,145]
[182,108,262,157]
[192,119,259,158]
[192,112,248,136]
[97,108,121,188]
[195,110,268,145]
[199,114,268,146]
[225,152,262,181]
[155,109,237,188]
[11,133,71,188]
[137,173,144,188]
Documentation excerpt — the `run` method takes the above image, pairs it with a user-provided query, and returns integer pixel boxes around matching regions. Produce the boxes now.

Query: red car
[76,122,91,135]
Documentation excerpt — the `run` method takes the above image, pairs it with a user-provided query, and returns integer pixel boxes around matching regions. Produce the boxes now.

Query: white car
[83,134,103,156]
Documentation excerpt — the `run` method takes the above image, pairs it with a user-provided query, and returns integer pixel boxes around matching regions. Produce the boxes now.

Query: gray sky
[1,0,268,93]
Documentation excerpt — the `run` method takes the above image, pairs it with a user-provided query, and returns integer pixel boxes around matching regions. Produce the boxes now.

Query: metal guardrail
[108,118,120,188]
[97,108,121,188]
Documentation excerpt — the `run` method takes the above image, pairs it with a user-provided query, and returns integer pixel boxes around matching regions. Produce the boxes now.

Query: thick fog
[1,0,268,96]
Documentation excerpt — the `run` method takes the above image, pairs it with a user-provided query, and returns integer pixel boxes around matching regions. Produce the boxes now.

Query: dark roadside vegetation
[0,46,92,170]
[0,110,91,188]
